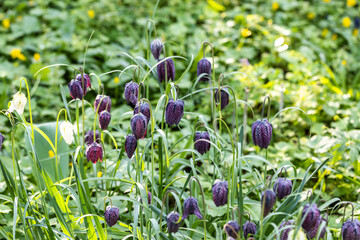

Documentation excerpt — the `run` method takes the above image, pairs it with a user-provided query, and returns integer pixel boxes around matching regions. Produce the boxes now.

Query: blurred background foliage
[0,0,359,216]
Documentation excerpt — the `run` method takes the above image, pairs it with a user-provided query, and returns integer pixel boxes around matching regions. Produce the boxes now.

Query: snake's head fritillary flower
[165,99,184,126]
[86,142,103,164]
[131,114,148,140]
[197,58,211,82]
[104,206,119,227]
[8,91,27,115]
[215,88,229,110]
[261,190,276,217]
[273,177,292,200]
[224,220,240,239]
[99,110,111,130]
[68,80,84,100]
[134,102,151,124]
[183,196,202,219]
[124,135,137,158]
[60,121,74,145]
[84,130,100,145]
[251,119,273,149]
[243,221,257,239]
[212,179,228,207]
[75,73,92,95]
[0,133,4,151]
[341,218,360,240]
[150,39,163,60]
[94,95,111,114]
[279,220,295,240]
[167,211,181,233]
[301,203,321,232]
[124,81,139,107]
[157,58,175,82]
[194,131,211,155]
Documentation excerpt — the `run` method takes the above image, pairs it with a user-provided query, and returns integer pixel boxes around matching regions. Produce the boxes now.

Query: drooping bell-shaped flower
[150,39,163,60]
[261,190,276,217]
[318,215,327,239]
[104,206,119,227]
[157,58,175,82]
[306,215,322,239]
[94,95,111,113]
[273,177,292,200]
[124,81,139,107]
[99,110,111,130]
[68,80,84,100]
[86,142,103,164]
[215,88,229,110]
[341,219,360,240]
[301,203,321,232]
[124,135,137,158]
[251,119,273,149]
[0,133,4,151]
[167,211,181,233]
[84,130,100,145]
[279,220,295,240]
[134,102,151,124]
[8,91,27,115]
[75,73,92,95]
[212,180,228,207]
[131,114,148,140]
[165,99,184,126]
[224,220,240,239]
[194,131,211,155]
[243,221,257,239]
[60,121,74,145]
[183,196,202,219]
[197,58,211,82]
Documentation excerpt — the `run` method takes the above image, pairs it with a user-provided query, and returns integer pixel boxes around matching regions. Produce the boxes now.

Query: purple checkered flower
[212,180,228,207]
[167,211,181,233]
[86,142,103,164]
[165,99,184,126]
[104,206,119,227]
[251,119,272,149]
[183,197,202,219]
[215,88,229,110]
[157,58,175,82]
[131,114,148,140]
[68,80,83,100]
[125,135,137,158]
[261,190,276,217]
[197,58,211,82]
[243,221,257,239]
[124,81,139,107]
[225,221,240,239]
[273,177,292,200]
[94,95,111,113]
[99,110,111,130]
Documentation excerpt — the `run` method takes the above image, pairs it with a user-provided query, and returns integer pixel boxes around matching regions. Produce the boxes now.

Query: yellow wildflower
[307,13,315,20]
[342,17,351,28]
[2,19,10,29]
[347,0,356,7]
[353,29,359,36]
[241,28,252,37]
[97,171,103,177]
[323,0,330,2]
[48,150,55,158]
[333,115,340,121]
[114,77,120,84]
[331,34,337,40]
[33,53,41,61]
[10,48,26,61]
[88,9,95,19]
[272,2,279,11]
[321,28,329,37]
[342,60,347,66]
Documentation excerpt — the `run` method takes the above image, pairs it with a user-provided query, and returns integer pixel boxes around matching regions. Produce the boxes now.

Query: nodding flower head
[150,39,163,60]
[165,99,184,126]
[84,130,100,145]
[86,142,103,164]
[306,215,322,239]
[0,133,4,151]
[68,80,84,100]
[215,88,230,110]
[273,177,292,200]
[99,110,111,130]
[224,220,240,239]
[167,211,181,233]
[212,180,228,207]
[124,135,137,158]
[354,17,360,29]
[197,58,211,82]
[134,102,151,124]
[104,206,119,227]
[341,219,360,240]
[261,190,276,217]
[157,58,175,82]
[194,131,211,155]
[301,203,321,232]
[75,73,91,95]
[94,95,111,113]
[147,191,152,205]
[131,114,148,140]
[251,119,273,149]
[183,196,202,219]
[124,81,139,107]
[279,220,295,240]
[243,221,257,239]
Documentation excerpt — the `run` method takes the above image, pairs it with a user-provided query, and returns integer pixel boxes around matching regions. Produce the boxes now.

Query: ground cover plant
[0,0,359,239]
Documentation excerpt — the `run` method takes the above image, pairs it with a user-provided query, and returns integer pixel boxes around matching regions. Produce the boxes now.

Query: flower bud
[224,220,240,239]
[261,190,276,217]
[167,211,181,233]
[243,221,257,239]
[212,180,228,207]
[215,88,229,110]
[125,135,137,158]
[157,58,175,82]
[94,95,111,113]
[0,133,4,151]
[60,121,74,145]
[134,102,151,124]
[131,114,148,140]
[183,197,202,219]
[150,39,163,60]
[104,206,119,227]
[99,110,111,130]
[124,81,139,107]
[197,58,211,82]
[76,73,91,95]
[68,80,83,100]
[194,131,211,155]
[273,178,292,200]
[84,130,100,145]
[165,99,184,126]
[86,142,103,164]
[301,203,320,232]
[341,219,360,240]
[279,220,295,240]
[251,119,273,149]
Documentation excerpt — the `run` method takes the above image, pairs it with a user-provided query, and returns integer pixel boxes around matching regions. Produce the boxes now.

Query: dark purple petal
[215,88,229,110]
[167,211,181,233]
[212,180,228,207]
[342,219,360,240]
[104,206,119,227]
[99,111,111,130]
[251,119,272,149]
[261,190,276,217]
[306,215,321,239]
[273,178,292,200]
[225,220,240,239]
[157,58,175,82]
[243,221,257,239]
[131,114,148,140]
[183,197,202,219]
[0,133,4,151]
[194,131,211,155]
[301,203,321,232]
[76,73,91,95]
[125,135,137,158]
[68,80,84,100]
[165,99,184,126]
[86,142,103,164]
[124,81,139,107]
[94,95,111,113]
[197,58,211,82]
[134,102,151,124]
[150,39,163,60]
[84,130,100,145]
[279,220,295,240]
